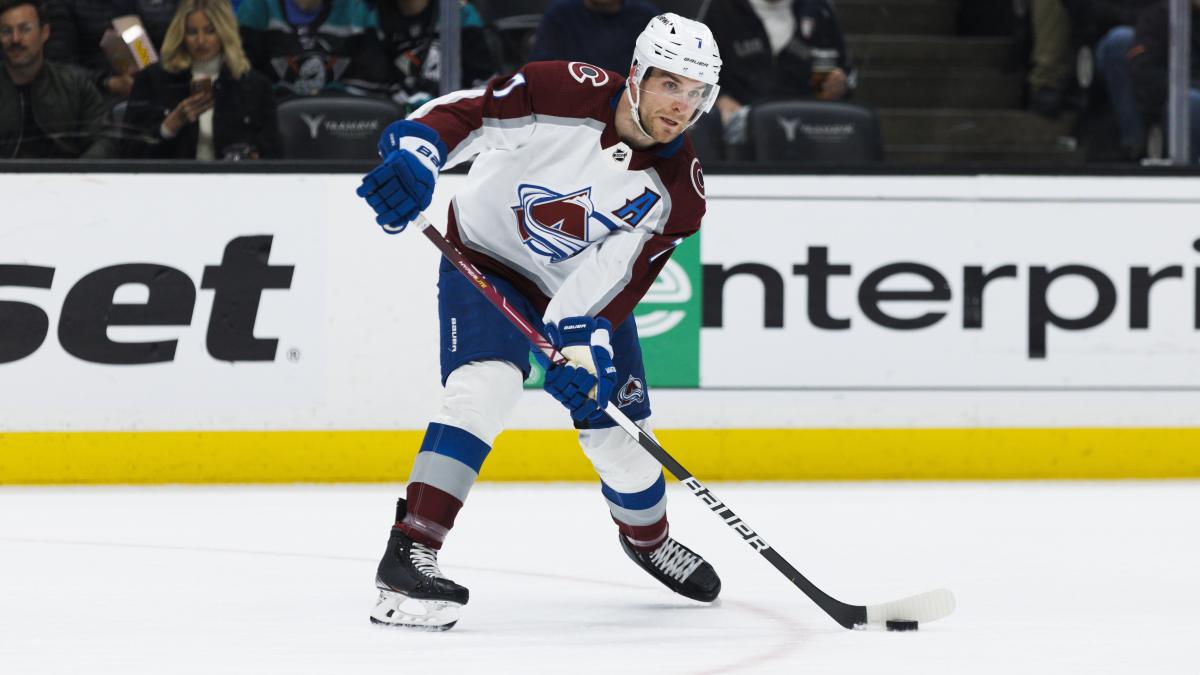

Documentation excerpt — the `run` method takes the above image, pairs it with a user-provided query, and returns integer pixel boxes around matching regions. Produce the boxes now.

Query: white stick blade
[864,588,956,625]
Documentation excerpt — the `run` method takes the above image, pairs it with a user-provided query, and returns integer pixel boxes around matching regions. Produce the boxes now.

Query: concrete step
[855,68,1024,109]
[847,35,1015,69]
[883,143,1086,164]
[835,0,957,36]
[877,109,1076,147]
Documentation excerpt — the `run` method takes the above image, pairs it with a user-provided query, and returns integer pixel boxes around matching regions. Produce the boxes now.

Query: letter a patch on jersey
[611,187,661,228]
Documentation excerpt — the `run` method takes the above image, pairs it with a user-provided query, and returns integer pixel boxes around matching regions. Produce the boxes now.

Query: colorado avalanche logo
[568,61,609,87]
[617,375,646,408]
[512,184,619,263]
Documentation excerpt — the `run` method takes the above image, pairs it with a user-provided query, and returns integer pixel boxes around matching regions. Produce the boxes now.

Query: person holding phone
[121,0,280,159]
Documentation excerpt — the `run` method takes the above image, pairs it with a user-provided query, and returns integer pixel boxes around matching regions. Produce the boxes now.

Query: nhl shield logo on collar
[610,144,631,166]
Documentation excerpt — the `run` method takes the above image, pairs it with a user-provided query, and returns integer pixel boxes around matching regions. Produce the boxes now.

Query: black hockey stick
[413,214,955,629]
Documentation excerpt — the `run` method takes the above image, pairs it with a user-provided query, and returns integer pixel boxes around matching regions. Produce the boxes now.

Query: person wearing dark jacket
[122,0,279,158]
[1,0,115,158]
[1129,0,1200,162]
[700,0,855,134]
[528,0,659,75]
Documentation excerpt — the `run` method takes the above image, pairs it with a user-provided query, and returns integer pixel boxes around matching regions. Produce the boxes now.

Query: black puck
[886,620,918,631]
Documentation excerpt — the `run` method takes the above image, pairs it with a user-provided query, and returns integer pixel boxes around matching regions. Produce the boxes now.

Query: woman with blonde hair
[122,0,281,159]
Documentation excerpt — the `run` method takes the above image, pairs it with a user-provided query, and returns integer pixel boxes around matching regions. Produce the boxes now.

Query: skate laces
[648,539,704,582]
[409,542,445,579]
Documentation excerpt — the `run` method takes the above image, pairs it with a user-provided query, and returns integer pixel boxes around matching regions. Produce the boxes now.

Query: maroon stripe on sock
[397,482,464,550]
[614,514,669,552]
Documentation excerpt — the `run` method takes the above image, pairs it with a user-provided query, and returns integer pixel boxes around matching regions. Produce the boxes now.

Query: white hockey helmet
[627,13,722,134]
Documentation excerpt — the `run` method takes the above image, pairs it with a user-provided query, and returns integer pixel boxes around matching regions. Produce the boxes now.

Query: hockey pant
[397,359,668,551]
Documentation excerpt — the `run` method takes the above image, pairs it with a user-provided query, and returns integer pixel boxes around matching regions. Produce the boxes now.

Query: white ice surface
[1,481,1197,674]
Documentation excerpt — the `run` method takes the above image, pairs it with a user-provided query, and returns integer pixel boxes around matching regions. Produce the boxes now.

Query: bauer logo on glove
[542,315,618,421]
[356,120,447,234]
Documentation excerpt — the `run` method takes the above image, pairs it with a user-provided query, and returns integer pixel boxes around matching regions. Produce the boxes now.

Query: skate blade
[369,589,461,631]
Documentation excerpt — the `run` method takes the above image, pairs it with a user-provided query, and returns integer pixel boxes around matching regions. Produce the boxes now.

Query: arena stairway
[839,0,1083,164]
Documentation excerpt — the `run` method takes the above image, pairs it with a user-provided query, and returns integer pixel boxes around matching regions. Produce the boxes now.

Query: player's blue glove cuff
[547,316,612,349]
[356,120,448,234]
[377,119,447,163]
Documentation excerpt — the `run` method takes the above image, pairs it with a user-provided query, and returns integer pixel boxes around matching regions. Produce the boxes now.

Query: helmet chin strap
[625,68,656,142]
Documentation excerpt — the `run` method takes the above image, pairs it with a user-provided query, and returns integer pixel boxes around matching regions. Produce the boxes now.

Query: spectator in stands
[133,0,179,52]
[237,0,388,99]
[1077,0,1157,157]
[374,0,496,113]
[1024,0,1158,119]
[700,0,855,142]
[43,0,178,99]
[1129,0,1200,163]
[1,0,115,157]
[121,0,279,158]
[1025,0,1072,117]
[528,0,659,75]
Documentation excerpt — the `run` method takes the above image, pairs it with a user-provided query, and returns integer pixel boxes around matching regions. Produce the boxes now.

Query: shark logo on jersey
[511,184,621,263]
[617,375,646,408]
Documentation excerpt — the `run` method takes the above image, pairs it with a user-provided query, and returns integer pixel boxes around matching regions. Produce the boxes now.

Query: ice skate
[370,502,469,631]
[620,535,721,603]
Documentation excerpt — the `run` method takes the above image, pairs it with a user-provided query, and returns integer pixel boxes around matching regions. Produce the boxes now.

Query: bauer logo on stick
[682,478,771,552]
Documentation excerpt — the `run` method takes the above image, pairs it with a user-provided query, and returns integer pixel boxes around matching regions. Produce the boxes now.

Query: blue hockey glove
[542,363,601,422]
[356,120,447,234]
[541,316,618,422]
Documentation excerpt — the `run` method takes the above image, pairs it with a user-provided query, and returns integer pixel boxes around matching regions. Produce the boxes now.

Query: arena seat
[746,100,883,164]
[276,96,403,160]
[686,108,725,163]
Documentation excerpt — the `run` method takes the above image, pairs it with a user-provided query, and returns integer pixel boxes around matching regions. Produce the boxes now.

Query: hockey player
[356,13,722,630]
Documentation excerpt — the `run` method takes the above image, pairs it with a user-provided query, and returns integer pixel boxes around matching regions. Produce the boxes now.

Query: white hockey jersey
[409,60,707,327]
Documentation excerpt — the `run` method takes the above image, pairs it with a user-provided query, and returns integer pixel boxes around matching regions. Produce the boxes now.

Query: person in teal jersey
[237,0,388,98]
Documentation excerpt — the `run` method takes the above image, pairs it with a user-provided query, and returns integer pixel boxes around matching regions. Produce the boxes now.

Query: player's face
[184,11,221,63]
[637,70,710,143]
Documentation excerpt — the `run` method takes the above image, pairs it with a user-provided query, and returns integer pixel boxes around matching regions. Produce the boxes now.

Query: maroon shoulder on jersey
[412,60,625,155]
[595,147,707,326]
[656,140,708,240]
